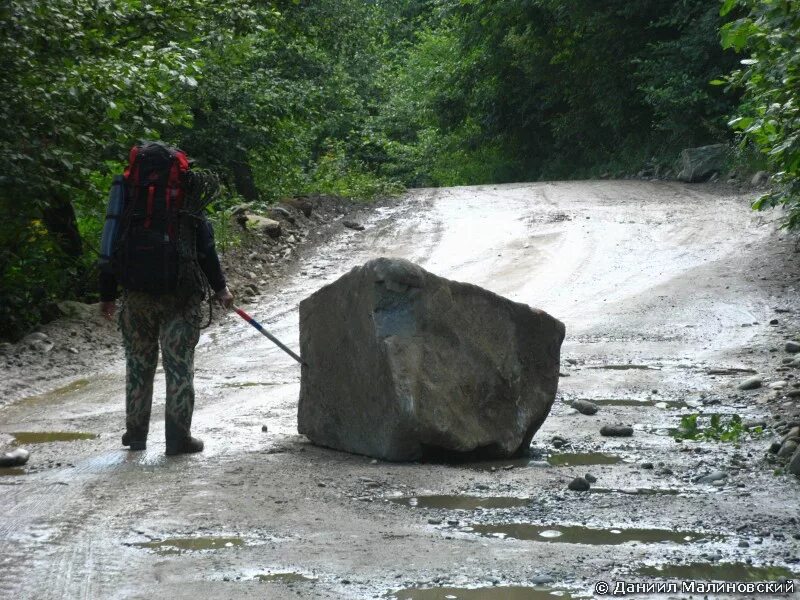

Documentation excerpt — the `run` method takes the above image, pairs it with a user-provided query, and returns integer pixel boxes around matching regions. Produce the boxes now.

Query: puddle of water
[637,563,795,582]
[547,453,621,467]
[390,586,582,599]
[465,457,543,471]
[470,524,712,545]
[0,467,25,477]
[590,365,660,371]
[132,536,244,555]
[592,399,688,409]
[11,431,98,444]
[391,496,531,510]
[255,572,315,584]
[17,379,91,405]
[218,381,278,389]
[589,488,681,496]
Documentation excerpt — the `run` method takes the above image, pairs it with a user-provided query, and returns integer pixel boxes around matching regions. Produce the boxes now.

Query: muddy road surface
[2,181,800,599]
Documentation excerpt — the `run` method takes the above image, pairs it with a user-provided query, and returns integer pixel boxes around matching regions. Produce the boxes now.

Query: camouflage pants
[119,293,202,443]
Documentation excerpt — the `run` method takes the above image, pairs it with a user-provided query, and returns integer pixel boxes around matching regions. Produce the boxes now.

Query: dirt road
[1,181,799,599]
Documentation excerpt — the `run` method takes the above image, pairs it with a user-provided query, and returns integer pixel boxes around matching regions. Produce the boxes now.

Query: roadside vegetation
[0,0,797,340]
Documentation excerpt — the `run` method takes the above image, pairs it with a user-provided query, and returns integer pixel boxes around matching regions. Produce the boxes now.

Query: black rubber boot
[165,436,204,456]
[121,430,147,451]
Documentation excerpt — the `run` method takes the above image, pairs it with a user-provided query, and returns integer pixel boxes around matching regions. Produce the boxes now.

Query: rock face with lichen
[298,258,565,461]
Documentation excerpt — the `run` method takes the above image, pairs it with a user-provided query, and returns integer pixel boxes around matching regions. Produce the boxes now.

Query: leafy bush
[721,0,800,227]
[673,413,762,442]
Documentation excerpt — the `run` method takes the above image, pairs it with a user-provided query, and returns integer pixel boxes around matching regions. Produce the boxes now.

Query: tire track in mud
[3,182,800,598]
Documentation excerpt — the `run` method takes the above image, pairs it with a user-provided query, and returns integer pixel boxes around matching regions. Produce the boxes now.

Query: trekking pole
[232,305,307,366]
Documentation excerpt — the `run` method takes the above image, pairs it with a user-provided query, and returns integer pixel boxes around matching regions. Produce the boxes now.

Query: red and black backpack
[113,141,191,295]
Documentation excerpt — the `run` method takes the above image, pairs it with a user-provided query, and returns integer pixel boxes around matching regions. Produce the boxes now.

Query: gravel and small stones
[568,477,591,492]
[551,436,567,448]
[600,425,634,437]
[570,399,598,416]
[738,376,763,391]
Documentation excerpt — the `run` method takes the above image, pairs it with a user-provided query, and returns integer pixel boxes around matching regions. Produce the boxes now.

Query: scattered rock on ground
[283,197,313,218]
[342,220,365,231]
[786,341,800,353]
[738,376,763,391]
[751,171,770,187]
[243,215,282,239]
[267,206,295,224]
[698,470,727,484]
[778,440,799,458]
[789,448,800,476]
[676,144,727,183]
[0,448,30,467]
[571,399,598,416]
[568,477,591,492]
[298,257,566,461]
[600,424,634,437]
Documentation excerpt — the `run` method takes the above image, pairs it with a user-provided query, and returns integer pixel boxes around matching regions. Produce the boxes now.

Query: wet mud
[546,453,622,467]
[636,562,797,582]
[1,182,799,599]
[390,586,586,600]
[390,496,532,510]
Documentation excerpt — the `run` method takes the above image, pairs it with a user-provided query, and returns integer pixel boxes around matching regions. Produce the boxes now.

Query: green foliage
[307,141,404,200]
[206,205,243,256]
[720,0,800,228]
[673,413,761,442]
[0,0,399,340]
[1,0,795,338]
[372,0,739,184]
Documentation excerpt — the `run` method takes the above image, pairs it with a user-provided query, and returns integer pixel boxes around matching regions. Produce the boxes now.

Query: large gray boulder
[676,144,728,183]
[298,258,566,461]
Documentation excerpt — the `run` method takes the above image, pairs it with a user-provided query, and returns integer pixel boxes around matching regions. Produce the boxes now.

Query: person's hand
[215,286,234,309]
[100,301,116,321]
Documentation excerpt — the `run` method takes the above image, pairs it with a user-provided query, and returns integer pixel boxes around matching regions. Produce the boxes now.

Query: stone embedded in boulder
[297,257,566,461]
[676,144,728,183]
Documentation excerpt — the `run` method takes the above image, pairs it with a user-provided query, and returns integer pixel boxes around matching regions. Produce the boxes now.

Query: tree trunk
[41,195,83,258]
[229,152,259,202]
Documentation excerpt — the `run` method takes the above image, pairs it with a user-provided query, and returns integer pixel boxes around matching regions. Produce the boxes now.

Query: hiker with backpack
[99,141,234,455]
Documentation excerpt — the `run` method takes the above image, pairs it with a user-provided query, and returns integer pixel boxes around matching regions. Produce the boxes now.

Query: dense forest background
[0,0,798,339]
